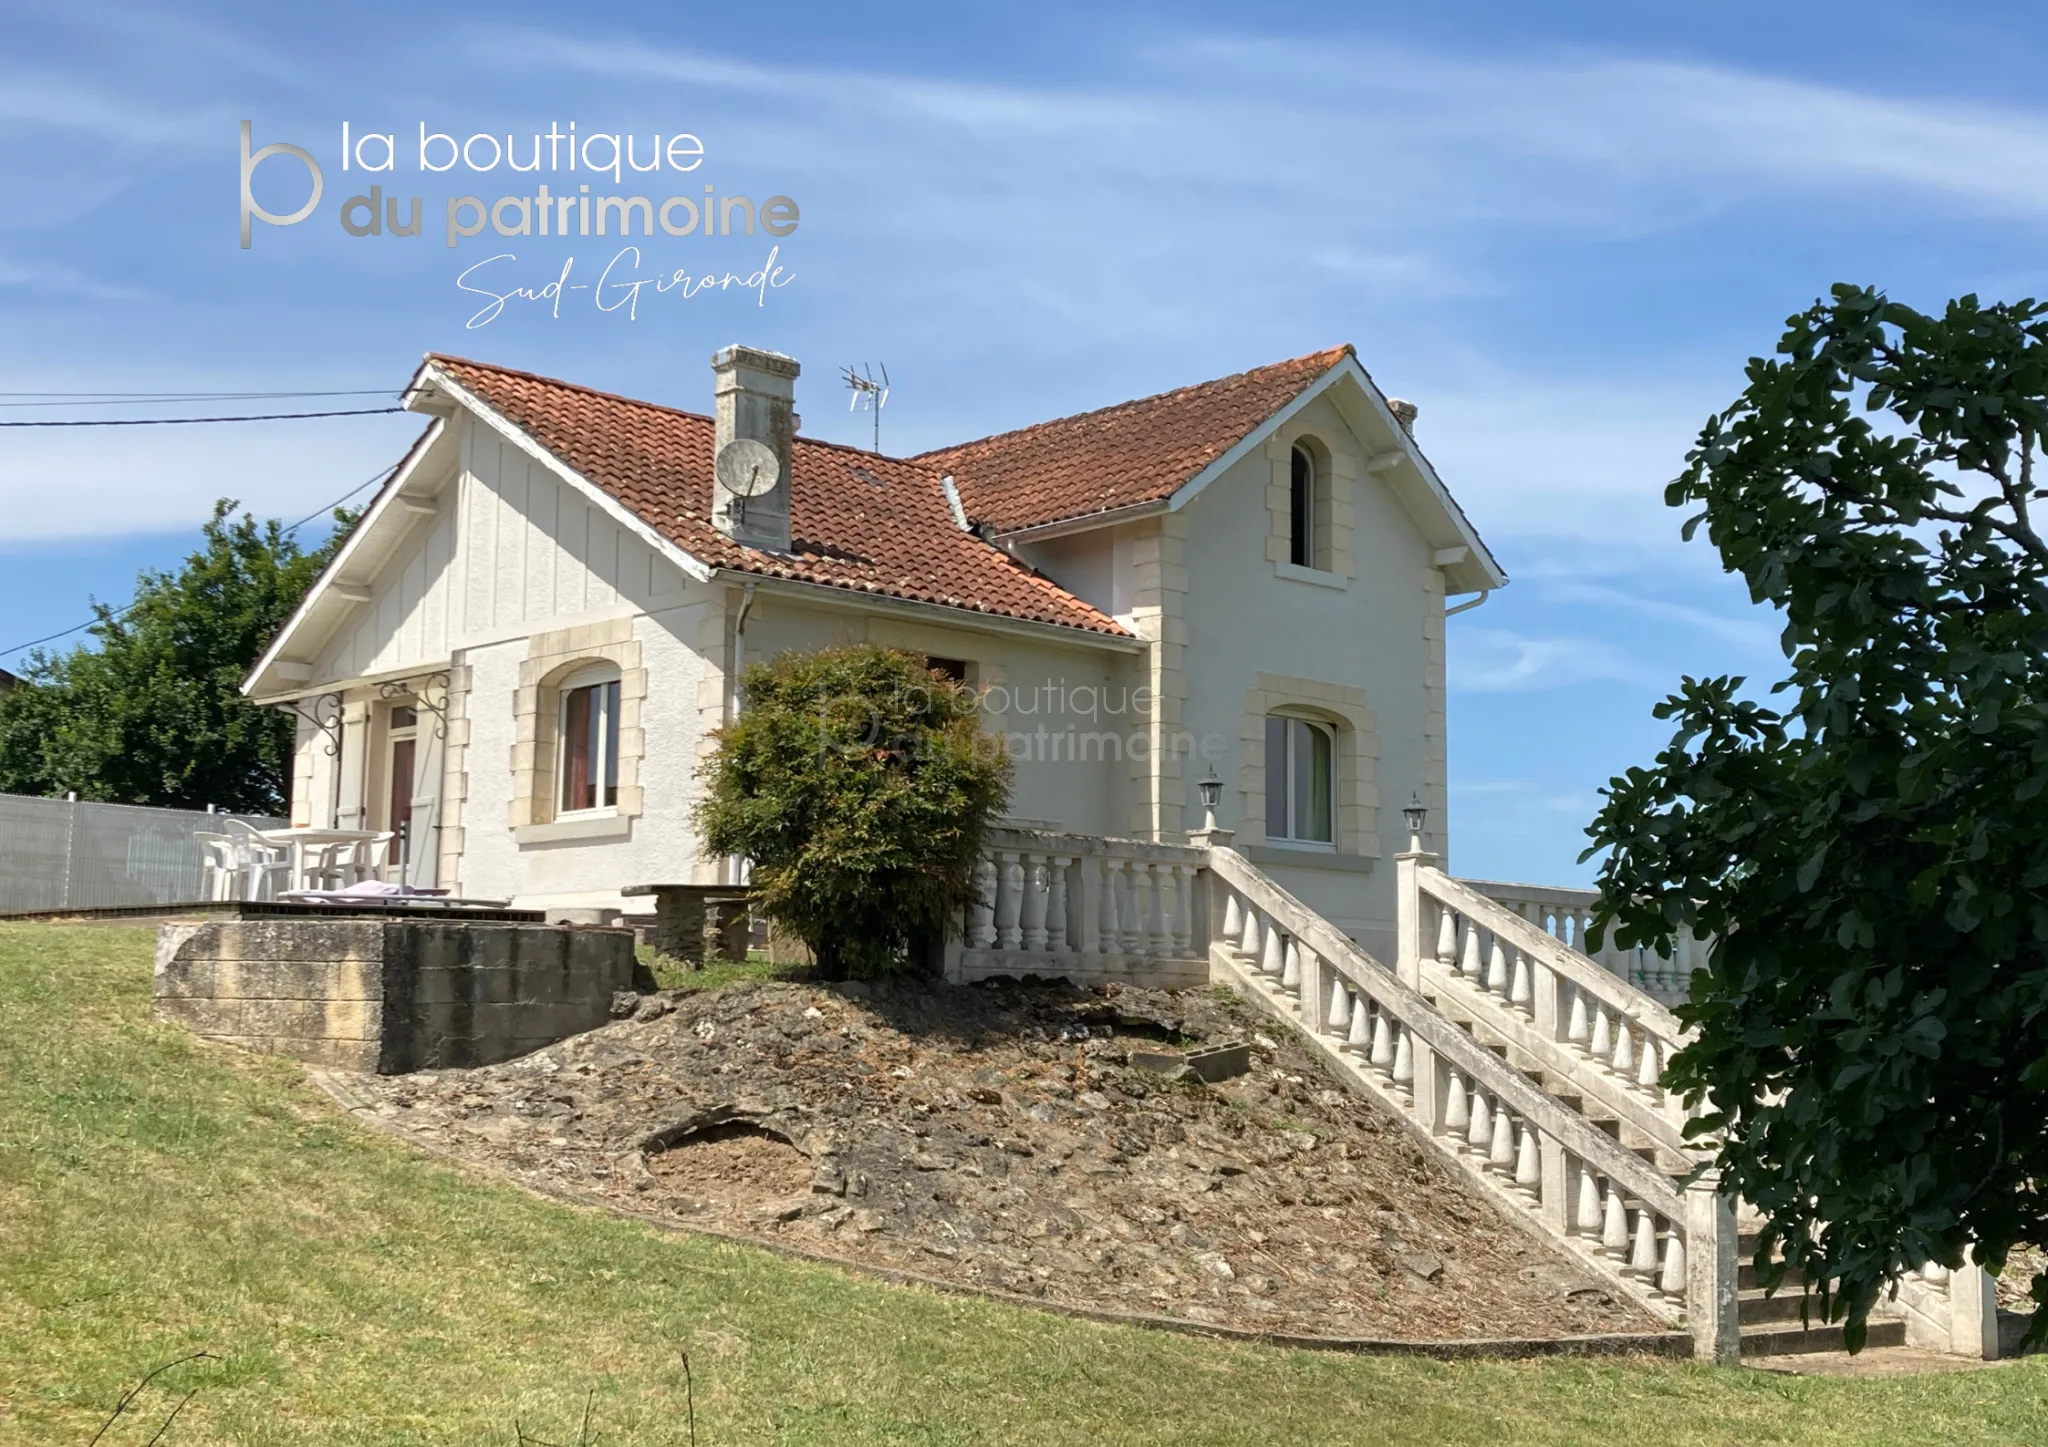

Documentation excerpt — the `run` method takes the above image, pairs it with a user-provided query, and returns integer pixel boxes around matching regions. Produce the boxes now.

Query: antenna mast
[841,362,890,452]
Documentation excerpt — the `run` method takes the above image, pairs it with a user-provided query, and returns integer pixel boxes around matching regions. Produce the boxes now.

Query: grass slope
[0,922,2041,1446]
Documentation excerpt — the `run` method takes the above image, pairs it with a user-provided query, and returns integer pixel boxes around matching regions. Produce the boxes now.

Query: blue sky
[4,1,2044,883]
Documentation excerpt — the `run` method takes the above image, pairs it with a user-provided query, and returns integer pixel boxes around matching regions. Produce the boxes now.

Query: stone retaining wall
[154,917,635,1073]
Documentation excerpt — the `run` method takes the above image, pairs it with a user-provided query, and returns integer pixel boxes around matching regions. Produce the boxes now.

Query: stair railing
[1409,867,1697,1160]
[1208,846,1741,1362]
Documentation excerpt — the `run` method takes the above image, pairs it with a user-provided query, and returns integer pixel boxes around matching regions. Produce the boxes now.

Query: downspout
[730,581,759,721]
[726,580,759,890]
[1445,588,1493,618]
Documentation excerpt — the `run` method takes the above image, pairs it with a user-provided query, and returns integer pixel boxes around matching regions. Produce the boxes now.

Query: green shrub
[696,645,1010,980]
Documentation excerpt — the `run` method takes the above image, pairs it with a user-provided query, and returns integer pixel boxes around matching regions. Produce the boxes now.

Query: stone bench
[621,884,754,966]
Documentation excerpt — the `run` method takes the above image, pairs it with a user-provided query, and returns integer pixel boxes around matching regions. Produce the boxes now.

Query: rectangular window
[1265,714,1335,845]
[560,678,621,813]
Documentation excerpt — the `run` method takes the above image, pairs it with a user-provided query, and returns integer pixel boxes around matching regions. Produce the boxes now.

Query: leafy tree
[697,645,1011,980]
[0,499,352,813]
[1586,285,2048,1349]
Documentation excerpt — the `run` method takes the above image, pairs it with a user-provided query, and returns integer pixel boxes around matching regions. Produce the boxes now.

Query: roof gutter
[707,569,1143,653]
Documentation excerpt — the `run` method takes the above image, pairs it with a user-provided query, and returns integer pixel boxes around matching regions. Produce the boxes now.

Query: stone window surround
[1263,427,1358,584]
[1237,672,1379,862]
[510,618,646,836]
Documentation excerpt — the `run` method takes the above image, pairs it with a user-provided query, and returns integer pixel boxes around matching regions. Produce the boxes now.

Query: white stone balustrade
[1206,845,1736,1361]
[1462,878,1710,1007]
[946,826,1209,988]
[1415,869,1697,1159]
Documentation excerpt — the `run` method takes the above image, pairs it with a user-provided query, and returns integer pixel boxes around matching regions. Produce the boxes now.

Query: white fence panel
[0,792,285,913]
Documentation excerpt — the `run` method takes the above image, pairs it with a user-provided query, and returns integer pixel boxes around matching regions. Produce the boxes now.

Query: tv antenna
[841,362,890,452]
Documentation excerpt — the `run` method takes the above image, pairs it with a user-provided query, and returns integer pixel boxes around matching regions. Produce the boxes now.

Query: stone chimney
[1387,397,1418,433]
[710,345,800,553]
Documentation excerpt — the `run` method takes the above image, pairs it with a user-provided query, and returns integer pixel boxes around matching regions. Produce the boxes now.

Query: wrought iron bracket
[379,671,452,739]
[278,691,344,757]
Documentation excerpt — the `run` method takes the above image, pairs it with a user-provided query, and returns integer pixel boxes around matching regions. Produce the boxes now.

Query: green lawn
[2,923,2043,1446]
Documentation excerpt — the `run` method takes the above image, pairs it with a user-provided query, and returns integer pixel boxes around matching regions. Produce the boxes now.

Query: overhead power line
[0,407,406,428]
[0,463,400,660]
[0,389,399,408]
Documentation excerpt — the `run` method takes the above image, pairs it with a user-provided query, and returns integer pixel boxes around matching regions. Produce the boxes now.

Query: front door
[385,707,418,876]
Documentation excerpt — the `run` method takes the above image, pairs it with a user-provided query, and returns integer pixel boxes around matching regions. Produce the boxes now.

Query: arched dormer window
[558,663,622,814]
[1290,443,1321,568]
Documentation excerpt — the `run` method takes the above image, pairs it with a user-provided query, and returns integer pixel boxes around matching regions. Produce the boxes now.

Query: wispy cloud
[1448,627,1641,692]
[1526,577,1784,655]
[0,256,142,301]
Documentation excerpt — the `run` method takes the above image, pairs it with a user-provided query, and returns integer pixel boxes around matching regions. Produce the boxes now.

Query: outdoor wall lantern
[1197,771,1224,828]
[1403,793,1428,852]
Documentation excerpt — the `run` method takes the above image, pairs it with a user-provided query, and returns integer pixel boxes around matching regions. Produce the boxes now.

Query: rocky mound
[342,975,1660,1342]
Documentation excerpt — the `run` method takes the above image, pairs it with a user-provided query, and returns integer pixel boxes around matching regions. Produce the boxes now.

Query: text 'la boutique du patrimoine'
[238,122,798,248]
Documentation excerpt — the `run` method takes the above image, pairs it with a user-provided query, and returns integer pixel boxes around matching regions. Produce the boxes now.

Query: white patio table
[254,827,387,893]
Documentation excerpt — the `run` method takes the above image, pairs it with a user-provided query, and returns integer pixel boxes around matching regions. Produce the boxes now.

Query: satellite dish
[715,438,782,498]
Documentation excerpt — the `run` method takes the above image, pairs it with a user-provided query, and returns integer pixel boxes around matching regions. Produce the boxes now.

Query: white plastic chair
[220,819,291,901]
[194,832,239,901]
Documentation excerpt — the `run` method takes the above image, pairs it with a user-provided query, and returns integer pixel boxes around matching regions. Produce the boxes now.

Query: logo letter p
[240,120,323,249]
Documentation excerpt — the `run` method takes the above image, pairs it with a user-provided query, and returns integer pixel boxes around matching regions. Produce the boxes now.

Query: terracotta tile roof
[915,346,1354,534]
[426,356,1131,638]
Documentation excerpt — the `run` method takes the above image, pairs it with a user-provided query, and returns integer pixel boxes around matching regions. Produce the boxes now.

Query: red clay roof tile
[915,346,1353,533]
[426,356,1131,638]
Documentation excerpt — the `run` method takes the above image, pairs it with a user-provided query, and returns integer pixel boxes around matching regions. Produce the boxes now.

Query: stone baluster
[1508,949,1532,1012]
[1220,889,1244,952]
[1513,1120,1541,1202]
[1346,993,1372,1053]
[1485,932,1510,997]
[1120,862,1147,954]
[1045,855,1072,953]
[1574,1164,1603,1241]
[1099,858,1123,956]
[1390,1024,1415,1100]
[1434,902,1457,966]
[995,851,1023,949]
[1260,921,1286,980]
[1566,985,1591,1049]
[1588,1002,1613,1061]
[1368,1010,1395,1073]
[1458,916,1484,986]
[1020,854,1049,951]
[1169,865,1195,955]
[1627,1207,1659,1279]
[1443,1070,1471,1147]
[1487,1102,1515,1175]
[969,855,997,948]
[1611,1019,1635,1078]
[1659,1226,1686,1296]
[1144,863,1169,956]
[1635,1034,1660,1095]
[1280,936,1301,993]
[1327,977,1352,1036]
[1465,1086,1492,1158]
[1601,1183,1630,1261]
[1239,903,1262,966]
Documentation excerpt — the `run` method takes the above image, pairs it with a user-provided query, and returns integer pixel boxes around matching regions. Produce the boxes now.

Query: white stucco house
[243,341,1504,963]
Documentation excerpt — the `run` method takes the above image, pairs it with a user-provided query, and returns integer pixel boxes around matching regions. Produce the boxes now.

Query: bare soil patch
[646,1121,815,1205]
[343,975,1661,1342]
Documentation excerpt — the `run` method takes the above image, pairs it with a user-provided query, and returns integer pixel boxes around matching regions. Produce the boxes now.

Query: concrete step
[1739,1316,1906,1356]
[1739,1289,1819,1326]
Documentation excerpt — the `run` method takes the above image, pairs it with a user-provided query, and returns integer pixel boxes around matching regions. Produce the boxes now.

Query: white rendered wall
[735,594,1141,839]
[1176,392,1442,965]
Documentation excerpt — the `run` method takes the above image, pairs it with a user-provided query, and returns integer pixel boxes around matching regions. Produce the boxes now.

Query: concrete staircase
[1201,844,1991,1365]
